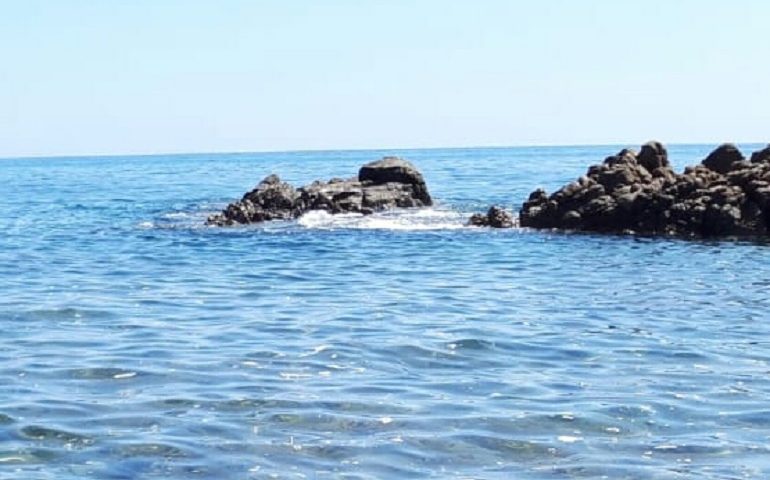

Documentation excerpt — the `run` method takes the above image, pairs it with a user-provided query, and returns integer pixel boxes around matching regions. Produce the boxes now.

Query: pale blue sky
[1,0,768,157]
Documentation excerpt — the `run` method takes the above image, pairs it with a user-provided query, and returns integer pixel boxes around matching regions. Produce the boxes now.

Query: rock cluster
[519,142,770,237]
[468,206,516,228]
[206,157,432,226]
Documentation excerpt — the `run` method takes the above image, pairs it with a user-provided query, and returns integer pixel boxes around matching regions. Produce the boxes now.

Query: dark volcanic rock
[702,143,745,174]
[637,141,669,172]
[215,174,301,224]
[751,145,770,164]
[519,142,770,237]
[207,157,432,226]
[469,206,515,228]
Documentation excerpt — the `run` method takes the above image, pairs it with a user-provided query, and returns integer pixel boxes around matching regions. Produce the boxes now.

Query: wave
[142,205,488,232]
[297,208,469,231]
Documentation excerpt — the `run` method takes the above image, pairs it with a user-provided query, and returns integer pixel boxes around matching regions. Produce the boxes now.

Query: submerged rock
[468,205,515,228]
[207,157,432,226]
[519,142,770,237]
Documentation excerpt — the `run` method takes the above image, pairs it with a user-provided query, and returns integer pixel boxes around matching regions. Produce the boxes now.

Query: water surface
[2,145,770,479]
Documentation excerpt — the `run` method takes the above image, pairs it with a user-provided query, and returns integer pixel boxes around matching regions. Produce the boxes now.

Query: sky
[1,0,769,158]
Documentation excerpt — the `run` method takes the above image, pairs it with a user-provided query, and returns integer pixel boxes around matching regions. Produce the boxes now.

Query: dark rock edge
[514,142,770,237]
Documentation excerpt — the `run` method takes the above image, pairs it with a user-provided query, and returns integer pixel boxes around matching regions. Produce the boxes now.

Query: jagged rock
[702,143,745,174]
[210,174,302,225]
[751,145,770,164]
[520,142,770,237]
[207,157,432,226]
[468,206,515,228]
[637,141,669,172]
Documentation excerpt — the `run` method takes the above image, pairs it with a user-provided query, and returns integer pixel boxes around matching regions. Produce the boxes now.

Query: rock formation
[519,142,770,237]
[468,206,516,228]
[207,157,432,226]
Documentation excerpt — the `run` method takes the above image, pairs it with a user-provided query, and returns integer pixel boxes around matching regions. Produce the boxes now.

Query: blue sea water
[2,144,770,479]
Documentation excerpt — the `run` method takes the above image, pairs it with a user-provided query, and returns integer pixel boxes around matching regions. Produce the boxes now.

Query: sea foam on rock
[207,157,432,226]
[518,142,770,237]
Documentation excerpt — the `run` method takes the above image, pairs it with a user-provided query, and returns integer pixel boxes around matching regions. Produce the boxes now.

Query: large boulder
[357,157,433,209]
[637,141,669,172]
[519,142,770,237]
[702,143,745,174]
[207,157,432,226]
[360,157,426,185]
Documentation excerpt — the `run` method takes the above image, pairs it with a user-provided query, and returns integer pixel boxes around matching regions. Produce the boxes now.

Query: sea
[2,144,770,479]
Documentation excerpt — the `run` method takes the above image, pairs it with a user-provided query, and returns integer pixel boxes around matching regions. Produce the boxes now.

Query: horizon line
[1,139,767,162]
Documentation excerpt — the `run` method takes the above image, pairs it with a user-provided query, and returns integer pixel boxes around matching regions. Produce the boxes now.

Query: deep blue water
[2,144,770,479]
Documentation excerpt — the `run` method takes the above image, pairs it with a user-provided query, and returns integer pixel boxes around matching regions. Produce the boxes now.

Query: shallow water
[2,144,770,479]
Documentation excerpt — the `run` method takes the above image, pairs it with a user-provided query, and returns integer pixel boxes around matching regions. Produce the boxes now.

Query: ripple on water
[19,425,94,447]
[5,146,770,479]
[0,448,59,465]
[13,308,119,322]
[116,443,189,459]
[64,367,142,380]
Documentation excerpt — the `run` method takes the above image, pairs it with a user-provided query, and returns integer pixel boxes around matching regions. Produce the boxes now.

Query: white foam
[297,208,468,231]
[163,212,192,219]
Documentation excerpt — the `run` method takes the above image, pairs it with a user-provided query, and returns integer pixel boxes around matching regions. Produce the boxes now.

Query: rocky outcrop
[468,206,516,228]
[751,145,770,164]
[520,142,770,237]
[207,157,432,226]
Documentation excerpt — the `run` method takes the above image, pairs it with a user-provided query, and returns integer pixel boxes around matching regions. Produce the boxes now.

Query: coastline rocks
[207,157,432,226]
[519,142,770,237]
[468,206,515,228]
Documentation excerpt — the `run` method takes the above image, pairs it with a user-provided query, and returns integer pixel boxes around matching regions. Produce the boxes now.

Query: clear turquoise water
[2,145,770,479]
